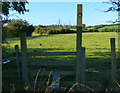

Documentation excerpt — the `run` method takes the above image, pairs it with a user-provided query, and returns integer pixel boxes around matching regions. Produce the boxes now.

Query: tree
[1,1,29,25]
[5,19,35,37]
[2,1,29,16]
[104,1,120,23]
[2,1,29,42]
[104,1,120,12]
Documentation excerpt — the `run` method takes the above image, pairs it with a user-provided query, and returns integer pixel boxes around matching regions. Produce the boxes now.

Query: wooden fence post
[81,47,86,87]
[20,32,28,81]
[118,30,120,71]
[15,45,21,83]
[110,38,116,85]
[76,4,82,91]
[0,2,2,92]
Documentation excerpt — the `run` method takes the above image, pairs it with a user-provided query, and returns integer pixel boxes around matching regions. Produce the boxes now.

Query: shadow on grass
[2,49,120,92]
[27,47,65,52]
[92,51,111,57]
[92,51,119,58]
[6,34,56,41]
[3,47,66,61]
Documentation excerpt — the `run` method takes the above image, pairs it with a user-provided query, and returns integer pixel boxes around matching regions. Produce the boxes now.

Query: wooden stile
[16,4,86,91]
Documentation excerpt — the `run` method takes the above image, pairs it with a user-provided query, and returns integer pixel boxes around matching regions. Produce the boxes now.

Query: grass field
[98,25,118,31]
[3,32,119,91]
[6,32,118,57]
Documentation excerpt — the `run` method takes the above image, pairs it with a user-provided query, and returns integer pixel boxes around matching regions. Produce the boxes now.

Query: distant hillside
[98,25,118,31]
[85,24,119,32]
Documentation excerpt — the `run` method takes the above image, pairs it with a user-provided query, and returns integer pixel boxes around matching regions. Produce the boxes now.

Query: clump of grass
[33,68,41,93]
[45,71,52,93]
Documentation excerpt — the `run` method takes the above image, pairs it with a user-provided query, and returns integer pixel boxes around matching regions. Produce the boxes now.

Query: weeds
[33,68,41,93]
[3,70,120,93]
[45,71,52,93]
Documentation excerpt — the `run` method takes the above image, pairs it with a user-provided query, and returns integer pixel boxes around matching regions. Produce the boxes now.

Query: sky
[9,2,118,26]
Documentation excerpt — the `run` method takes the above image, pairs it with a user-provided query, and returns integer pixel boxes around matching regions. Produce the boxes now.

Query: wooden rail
[28,52,76,56]
[29,70,74,76]
[28,60,75,67]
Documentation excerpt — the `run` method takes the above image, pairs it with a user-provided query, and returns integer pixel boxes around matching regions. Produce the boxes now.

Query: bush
[26,25,35,36]
[100,28,120,32]
[34,26,75,35]
[2,27,8,43]
[89,29,94,32]
[5,20,35,38]
[2,45,13,61]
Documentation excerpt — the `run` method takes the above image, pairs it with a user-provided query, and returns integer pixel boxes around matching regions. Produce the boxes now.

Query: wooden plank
[15,45,21,83]
[28,52,76,56]
[76,4,83,91]
[28,80,75,85]
[28,61,75,67]
[20,32,28,81]
[29,70,74,76]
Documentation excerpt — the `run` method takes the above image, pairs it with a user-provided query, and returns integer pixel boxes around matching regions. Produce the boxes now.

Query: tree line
[3,19,86,38]
[3,19,120,42]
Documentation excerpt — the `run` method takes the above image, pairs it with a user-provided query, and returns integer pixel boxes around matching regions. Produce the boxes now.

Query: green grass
[3,32,119,91]
[98,25,118,31]
[6,32,118,57]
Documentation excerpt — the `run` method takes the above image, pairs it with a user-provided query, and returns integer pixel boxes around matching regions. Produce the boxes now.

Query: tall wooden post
[118,29,120,66]
[81,47,86,86]
[20,32,28,81]
[118,10,120,88]
[15,45,21,83]
[0,2,2,92]
[110,38,116,86]
[118,12,120,74]
[76,4,82,90]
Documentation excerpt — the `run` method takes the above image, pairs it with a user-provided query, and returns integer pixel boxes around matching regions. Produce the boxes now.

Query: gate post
[81,47,86,87]
[0,2,2,92]
[76,4,83,91]
[20,32,28,82]
[110,38,116,87]
[15,45,21,83]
